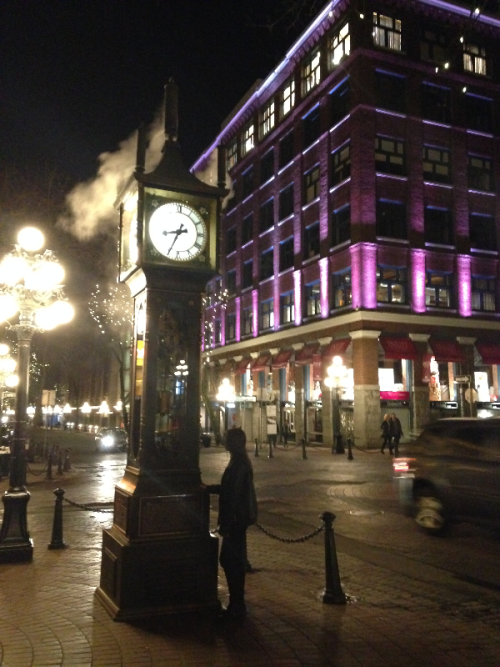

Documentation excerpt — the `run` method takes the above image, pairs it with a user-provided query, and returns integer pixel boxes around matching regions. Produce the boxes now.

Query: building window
[373,13,402,51]
[303,106,320,147]
[260,101,275,138]
[465,94,493,133]
[260,149,274,184]
[423,145,450,183]
[302,50,321,95]
[303,222,320,259]
[260,248,274,281]
[304,281,321,317]
[226,269,236,295]
[227,140,238,170]
[279,237,294,272]
[375,136,405,175]
[280,292,295,324]
[281,78,296,117]
[259,199,274,233]
[420,28,449,64]
[226,313,236,341]
[375,72,406,114]
[260,299,274,331]
[329,22,350,68]
[332,270,352,308]
[332,205,350,246]
[242,168,254,199]
[304,165,320,204]
[242,260,253,289]
[463,43,487,76]
[425,208,453,246]
[330,78,350,126]
[376,200,407,239]
[470,213,497,251]
[226,226,237,254]
[377,267,407,304]
[468,155,493,192]
[241,123,255,156]
[331,143,350,185]
[242,307,253,336]
[242,214,253,245]
[421,84,451,124]
[279,184,294,220]
[472,276,496,312]
[214,319,222,345]
[426,272,453,308]
[279,131,295,167]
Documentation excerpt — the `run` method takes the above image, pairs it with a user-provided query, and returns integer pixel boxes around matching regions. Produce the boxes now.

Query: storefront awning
[234,357,252,375]
[295,343,320,366]
[380,337,418,360]
[476,342,500,365]
[322,338,351,359]
[429,340,466,363]
[272,350,293,369]
[252,353,272,372]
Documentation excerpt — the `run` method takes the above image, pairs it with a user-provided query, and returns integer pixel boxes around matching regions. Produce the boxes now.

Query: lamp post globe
[0,227,73,563]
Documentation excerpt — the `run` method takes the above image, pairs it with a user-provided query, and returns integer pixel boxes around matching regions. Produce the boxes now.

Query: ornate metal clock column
[95,80,226,620]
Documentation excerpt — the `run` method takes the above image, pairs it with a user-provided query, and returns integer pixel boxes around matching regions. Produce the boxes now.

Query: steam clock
[95,80,226,620]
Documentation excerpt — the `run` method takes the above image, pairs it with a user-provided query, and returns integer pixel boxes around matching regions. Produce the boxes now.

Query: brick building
[193,0,500,448]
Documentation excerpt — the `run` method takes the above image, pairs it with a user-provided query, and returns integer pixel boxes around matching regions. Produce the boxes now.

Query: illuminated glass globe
[17,227,44,252]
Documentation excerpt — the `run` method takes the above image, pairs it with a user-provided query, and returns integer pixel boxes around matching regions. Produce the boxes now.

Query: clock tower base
[95,465,219,621]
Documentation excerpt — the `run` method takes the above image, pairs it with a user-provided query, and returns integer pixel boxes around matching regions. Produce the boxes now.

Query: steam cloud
[59,114,165,240]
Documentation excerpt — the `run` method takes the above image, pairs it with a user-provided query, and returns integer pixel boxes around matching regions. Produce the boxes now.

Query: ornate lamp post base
[0,489,33,563]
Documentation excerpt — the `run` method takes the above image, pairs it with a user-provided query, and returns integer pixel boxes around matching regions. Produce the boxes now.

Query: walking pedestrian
[390,413,403,456]
[207,427,257,620]
[380,414,391,453]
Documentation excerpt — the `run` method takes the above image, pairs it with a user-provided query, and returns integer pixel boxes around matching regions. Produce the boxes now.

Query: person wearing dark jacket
[389,413,403,456]
[380,413,391,453]
[207,427,257,619]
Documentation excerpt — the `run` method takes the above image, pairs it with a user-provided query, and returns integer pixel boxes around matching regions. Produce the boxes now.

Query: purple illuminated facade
[195,0,500,448]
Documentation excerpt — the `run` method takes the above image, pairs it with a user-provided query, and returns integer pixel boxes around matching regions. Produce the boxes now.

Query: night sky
[1,0,310,183]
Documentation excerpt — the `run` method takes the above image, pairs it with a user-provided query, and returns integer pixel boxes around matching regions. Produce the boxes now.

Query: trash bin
[201,434,211,448]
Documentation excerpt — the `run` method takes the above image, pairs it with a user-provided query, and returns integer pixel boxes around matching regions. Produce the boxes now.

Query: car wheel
[414,487,447,536]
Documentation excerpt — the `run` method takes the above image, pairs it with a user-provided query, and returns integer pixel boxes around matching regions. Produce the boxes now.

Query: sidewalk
[0,445,499,666]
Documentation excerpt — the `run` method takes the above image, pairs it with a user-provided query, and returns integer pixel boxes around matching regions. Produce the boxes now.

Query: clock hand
[167,224,188,254]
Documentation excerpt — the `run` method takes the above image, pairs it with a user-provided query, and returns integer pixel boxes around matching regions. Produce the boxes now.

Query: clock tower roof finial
[164,77,178,143]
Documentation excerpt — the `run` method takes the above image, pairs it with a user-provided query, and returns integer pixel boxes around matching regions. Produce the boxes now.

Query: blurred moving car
[393,418,500,535]
[95,427,128,452]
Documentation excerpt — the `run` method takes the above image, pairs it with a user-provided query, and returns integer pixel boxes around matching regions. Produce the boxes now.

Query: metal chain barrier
[63,497,114,513]
[26,462,48,476]
[254,521,324,543]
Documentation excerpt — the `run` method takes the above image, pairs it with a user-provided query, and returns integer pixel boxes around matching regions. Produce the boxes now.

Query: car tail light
[393,458,415,473]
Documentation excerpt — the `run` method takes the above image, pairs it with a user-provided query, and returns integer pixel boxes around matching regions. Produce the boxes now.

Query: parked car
[95,427,128,452]
[393,417,500,535]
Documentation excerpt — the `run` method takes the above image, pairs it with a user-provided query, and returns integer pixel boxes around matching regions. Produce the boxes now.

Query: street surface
[0,427,498,666]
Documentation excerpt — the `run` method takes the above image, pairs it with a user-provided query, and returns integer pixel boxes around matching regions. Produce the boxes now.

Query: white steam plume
[59,114,165,240]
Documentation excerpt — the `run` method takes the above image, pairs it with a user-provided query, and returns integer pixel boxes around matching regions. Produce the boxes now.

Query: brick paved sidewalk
[0,447,498,666]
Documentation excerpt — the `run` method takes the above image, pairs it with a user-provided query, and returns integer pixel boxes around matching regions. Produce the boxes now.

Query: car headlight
[102,435,114,447]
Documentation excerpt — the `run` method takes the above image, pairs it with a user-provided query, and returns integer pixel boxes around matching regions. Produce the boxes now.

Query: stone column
[350,330,381,449]
[292,343,305,443]
[457,337,477,418]
[409,333,430,434]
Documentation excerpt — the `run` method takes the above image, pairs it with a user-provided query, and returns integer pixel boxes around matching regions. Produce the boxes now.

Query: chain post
[48,488,67,550]
[45,452,53,480]
[347,437,354,460]
[254,438,259,457]
[63,448,71,472]
[268,440,274,459]
[301,438,307,460]
[321,511,346,605]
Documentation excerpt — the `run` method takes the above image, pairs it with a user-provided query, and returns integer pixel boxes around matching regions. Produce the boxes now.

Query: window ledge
[260,176,275,189]
[278,266,294,277]
[329,177,351,193]
[259,275,275,285]
[259,226,274,238]
[302,197,320,212]
[330,239,351,251]
[278,159,295,175]
[302,253,320,265]
[375,236,409,244]
[242,193,254,204]
[302,138,321,155]
[425,306,457,313]
[471,247,498,255]
[424,242,455,250]
[330,305,353,315]
[278,213,294,227]
[376,172,408,181]
[423,181,453,189]
[468,188,495,196]
[466,129,494,139]
[376,302,411,309]
[375,108,407,119]
[422,119,452,129]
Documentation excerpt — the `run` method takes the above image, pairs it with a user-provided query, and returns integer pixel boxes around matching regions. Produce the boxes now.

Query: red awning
[429,340,466,363]
[322,338,351,359]
[295,343,320,365]
[380,337,418,360]
[272,350,293,369]
[252,353,271,372]
[476,342,500,365]
[234,357,251,375]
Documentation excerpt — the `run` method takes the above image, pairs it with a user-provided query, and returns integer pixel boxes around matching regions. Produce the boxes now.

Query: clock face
[148,202,207,261]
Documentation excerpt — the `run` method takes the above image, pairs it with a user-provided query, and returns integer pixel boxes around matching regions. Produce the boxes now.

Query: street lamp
[81,401,91,432]
[324,355,347,454]
[216,377,235,434]
[98,400,110,428]
[0,227,74,563]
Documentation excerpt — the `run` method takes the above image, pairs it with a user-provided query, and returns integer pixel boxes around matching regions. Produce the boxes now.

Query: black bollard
[48,488,67,549]
[57,450,64,476]
[63,448,71,472]
[268,440,274,459]
[45,452,53,480]
[254,438,259,457]
[334,433,345,454]
[347,437,354,461]
[321,511,346,605]
[301,438,307,460]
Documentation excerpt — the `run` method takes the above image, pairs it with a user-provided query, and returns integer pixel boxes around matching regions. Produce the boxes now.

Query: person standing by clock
[207,427,258,620]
